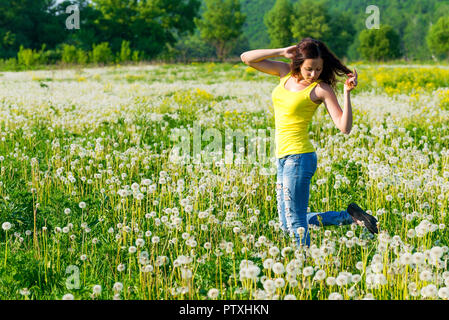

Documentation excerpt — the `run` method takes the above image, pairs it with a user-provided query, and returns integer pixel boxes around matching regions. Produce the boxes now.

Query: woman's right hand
[282,45,298,60]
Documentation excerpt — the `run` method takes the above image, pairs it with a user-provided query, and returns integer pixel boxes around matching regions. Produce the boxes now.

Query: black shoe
[347,203,378,234]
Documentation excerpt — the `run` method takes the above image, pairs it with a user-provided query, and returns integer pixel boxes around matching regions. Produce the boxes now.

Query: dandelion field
[0,62,449,300]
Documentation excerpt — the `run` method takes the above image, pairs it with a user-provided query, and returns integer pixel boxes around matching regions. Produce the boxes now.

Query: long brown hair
[290,37,351,91]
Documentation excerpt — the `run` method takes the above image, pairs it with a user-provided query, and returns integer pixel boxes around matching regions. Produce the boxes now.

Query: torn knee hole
[283,186,291,201]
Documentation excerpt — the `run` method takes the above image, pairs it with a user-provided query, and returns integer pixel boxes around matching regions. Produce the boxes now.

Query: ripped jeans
[276,152,353,247]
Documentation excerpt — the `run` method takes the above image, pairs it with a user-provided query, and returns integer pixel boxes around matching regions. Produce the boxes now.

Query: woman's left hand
[344,68,358,92]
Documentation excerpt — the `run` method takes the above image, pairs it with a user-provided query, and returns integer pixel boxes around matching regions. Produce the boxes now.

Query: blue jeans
[276,152,354,247]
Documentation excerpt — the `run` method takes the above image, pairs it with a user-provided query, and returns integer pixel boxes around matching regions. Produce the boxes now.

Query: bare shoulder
[316,81,332,91]
[315,81,335,99]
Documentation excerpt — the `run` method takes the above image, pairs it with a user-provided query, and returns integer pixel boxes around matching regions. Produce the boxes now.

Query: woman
[240,38,378,247]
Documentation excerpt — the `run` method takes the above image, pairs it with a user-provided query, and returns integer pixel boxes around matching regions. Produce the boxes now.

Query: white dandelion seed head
[400,252,413,265]
[274,277,285,288]
[139,250,149,260]
[421,284,437,298]
[328,292,343,300]
[285,261,297,275]
[326,277,336,286]
[272,262,285,275]
[374,274,387,286]
[263,279,275,293]
[269,246,280,257]
[438,287,449,299]
[254,290,267,300]
[441,271,449,281]
[19,288,30,296]
[151,236,160,244]
[62,293,74,300]
[419,270,433,282]
[180,267,193,279]
[430,246,443,259]
[363,293,375,300]
[239,259,254,270]
[204,242,212,250]
[371,262,384,274]
[207,288,219,299]
[136,238,145,247]
[351,274,362,284]
[143,264,154,273]
[313,270,326,281]
[92,285,102,295]
[263,258,274,269]
[113,282,123,292]
[247,265,260,279]
[303,266,314,277]
[372,254,383,264]
[2,222,12,231]
[413,252,426,265]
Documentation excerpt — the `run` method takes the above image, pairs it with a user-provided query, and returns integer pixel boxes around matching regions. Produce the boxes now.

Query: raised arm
[316,68,358,135]
[240,46,297,78]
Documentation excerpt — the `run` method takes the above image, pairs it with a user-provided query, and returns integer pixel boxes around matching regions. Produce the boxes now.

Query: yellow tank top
[271,71,322,159]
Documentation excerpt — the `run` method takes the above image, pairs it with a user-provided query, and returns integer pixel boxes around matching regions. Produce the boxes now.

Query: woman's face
[299,58,323,84]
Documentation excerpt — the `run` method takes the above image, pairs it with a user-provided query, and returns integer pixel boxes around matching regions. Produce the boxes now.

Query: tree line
[0,0,448,69]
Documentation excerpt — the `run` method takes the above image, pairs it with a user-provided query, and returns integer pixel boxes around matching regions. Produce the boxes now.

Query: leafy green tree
[325,11,356,59]
[426,16,449,59]
[173,31,217,61]
[62,44,78,64]
[90,0,201,59]
[91,42,113,64]
[358,24,401,61]
[264,0,293,48]
[17,46,40,67]
[290,0,330,41]
[287,0,354,58]
[54,0,104,52]
[77,48,89,64]
[194,0,246,61]
[0,0,66,58]
[236,0,449,61]
[402,15,429,60]
[118,40,132,62]
[240,0,275,49]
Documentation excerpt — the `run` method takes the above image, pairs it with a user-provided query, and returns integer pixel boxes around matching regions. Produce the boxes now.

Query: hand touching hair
[290,38,353,92]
